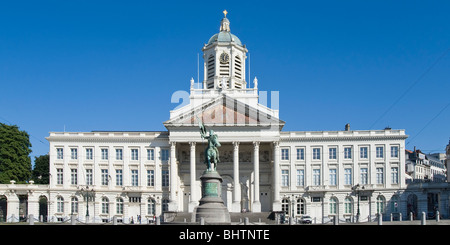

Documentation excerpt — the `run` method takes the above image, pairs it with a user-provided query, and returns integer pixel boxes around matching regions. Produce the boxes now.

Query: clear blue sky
[1,0,449,164]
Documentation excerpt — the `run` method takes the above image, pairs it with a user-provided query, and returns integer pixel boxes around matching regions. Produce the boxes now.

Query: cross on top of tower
[223,10,228,18]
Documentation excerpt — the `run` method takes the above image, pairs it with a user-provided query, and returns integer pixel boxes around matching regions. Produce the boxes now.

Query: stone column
[253,141,261,212]
[189,142,198,212]
[273,141,281,211]
[232,141,241,212]
[168,142,178,211]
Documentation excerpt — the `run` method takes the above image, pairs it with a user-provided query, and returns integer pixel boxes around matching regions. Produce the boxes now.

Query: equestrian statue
[197,116,221,172]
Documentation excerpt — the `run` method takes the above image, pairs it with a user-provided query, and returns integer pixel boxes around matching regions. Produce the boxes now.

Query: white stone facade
[0,12,448,224]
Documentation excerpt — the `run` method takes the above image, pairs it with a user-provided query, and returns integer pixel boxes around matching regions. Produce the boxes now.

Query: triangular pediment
[163,94,285,129]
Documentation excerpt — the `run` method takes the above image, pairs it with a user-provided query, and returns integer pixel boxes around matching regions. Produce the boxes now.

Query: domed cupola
[202,10,248,90]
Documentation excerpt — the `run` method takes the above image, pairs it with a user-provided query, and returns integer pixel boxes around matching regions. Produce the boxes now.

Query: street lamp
[80,186,95,222]
[352,184,364,223]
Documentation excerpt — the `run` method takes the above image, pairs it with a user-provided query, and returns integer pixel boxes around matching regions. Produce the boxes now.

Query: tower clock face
[220,52,229,63]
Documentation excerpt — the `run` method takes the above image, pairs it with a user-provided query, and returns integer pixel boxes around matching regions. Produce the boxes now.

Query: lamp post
[80,186,94,222]
[352,184,361,223]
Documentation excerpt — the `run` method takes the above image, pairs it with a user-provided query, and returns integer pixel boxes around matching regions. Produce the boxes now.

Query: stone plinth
[194,170,231,224]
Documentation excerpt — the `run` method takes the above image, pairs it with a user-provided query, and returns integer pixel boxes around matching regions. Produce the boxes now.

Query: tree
[32,154,49,184]
[0,123,32,184]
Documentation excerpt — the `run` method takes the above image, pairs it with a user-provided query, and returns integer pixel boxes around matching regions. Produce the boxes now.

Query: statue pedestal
[194,170,231,224]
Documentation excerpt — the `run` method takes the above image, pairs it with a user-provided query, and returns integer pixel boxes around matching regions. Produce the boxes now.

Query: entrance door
[39,196,48,222]
[18,195,28,222]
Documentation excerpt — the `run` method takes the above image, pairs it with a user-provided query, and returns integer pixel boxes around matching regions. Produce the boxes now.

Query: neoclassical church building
[1,12,448,224]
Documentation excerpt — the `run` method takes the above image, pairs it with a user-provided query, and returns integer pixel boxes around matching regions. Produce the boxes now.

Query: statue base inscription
[194,170,231,224]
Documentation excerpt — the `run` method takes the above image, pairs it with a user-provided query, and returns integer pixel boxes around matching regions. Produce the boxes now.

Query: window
[116,198,124,215]
[147,149,155,161]
[101,148,109,160]
[162,170,169,187]
[376,146,384,158]
[102,197,109,214]
[86,148,93,160]
[147,170,155,187]
[344,147,352,159]
[296,148,305,160]
[86,169,93,186]
[344,168,352,185]
[296,198,306,215]
[313,169,321,185]
[71,148,78,160]
[281,199,289,215]
[344,197,352,214]
[57,168,63,185]
[360,147,368,159]
[131,149,139,161]
[116,149,123,160]
[161,149,169,161]
[57,148,64,160]
[71,169,77,185]
[329,197,337,214]
[101,169,108,186]
[312,148,321,160]
[71,197,78,214]
[296,169,304,186]
[329,148,337,160]
[116,169,123,186]
[376,168,384,184]
[281,170,289,186]
[57,196,64,213]
[391,167,399,184]
[360,168,368,185]
[131,170,139,186]
[329,169,337,186]
[281,148,289,161]
[148,198,156,215]
[162,199,169,212]
[391,146,399,158]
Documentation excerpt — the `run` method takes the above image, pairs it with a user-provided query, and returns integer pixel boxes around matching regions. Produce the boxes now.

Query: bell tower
[202,10,248,90]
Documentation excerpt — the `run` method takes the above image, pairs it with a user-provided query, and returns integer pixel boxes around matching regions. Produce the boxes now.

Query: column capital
[273,141,280,148]
[253,141,260,148]
[233,141,240,147]
[189,141,196,147]
[169,141,177,147]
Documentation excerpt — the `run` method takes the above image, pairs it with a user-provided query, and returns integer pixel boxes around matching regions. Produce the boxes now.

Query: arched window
[281,198,289,215]
[116,198,123,215]
[344,197,353,214]
[148,198,156,215]
[329,197,337,215]
[296,198,306,215]
[102,197,109,214]
[71,197,78,214]
[377,195,386,214]
[57,196,64,213]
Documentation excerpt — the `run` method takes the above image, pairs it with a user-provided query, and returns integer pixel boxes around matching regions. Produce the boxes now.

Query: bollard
[399,212,402,221]
[410,212,413,221]
[289,216,293,225]
[333,216,338,225]
[244,217,249,225]
[71,214,76,225]
[421,212,426,225]
[200,217,205,225]
[377,213,382,225]
[390,213,393,222]
[29,214,34,225]
[436,211,440,222]
[113,216,118,225]
[40,215,43,223]
[156,216,161,225]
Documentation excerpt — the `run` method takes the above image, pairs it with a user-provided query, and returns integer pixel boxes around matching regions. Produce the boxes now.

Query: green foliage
[32,154,49,184]
[0,123,32,184]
